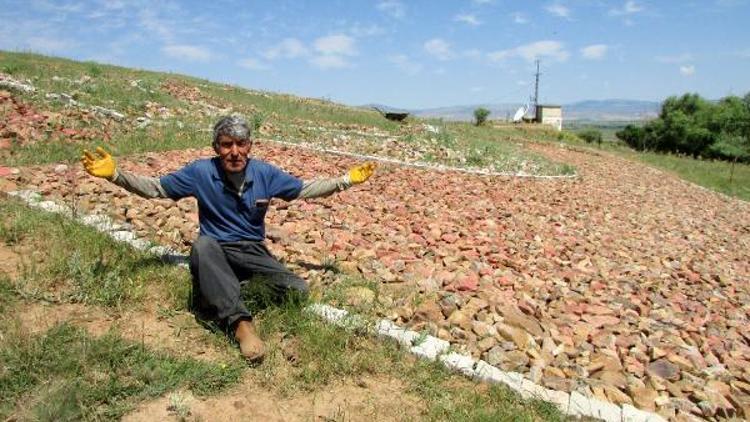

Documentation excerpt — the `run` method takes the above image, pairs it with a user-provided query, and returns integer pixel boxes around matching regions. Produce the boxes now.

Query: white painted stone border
[5,190,665,422]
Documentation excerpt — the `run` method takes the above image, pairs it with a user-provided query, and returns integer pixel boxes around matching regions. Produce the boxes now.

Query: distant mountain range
[365,99,661,122]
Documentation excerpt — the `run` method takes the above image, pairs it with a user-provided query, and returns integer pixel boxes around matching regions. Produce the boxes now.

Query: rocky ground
[3,138,749,421]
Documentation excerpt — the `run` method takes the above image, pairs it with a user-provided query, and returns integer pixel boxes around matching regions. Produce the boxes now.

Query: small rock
[343,286,375,307]
[543,376,576,392]
[485,345,505,366]
[496,305,544,337]
[631,386,659,411]
[648,358,681,381]
[602,384,633,405]
[477,336,496,352]
[500,350,529,371]
[414,300,443,322]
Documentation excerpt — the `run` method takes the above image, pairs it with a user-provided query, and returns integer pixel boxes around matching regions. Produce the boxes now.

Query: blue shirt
[160,158,303,242]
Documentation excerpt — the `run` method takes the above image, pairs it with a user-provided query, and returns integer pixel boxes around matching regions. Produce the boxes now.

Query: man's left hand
[348,162,376,184]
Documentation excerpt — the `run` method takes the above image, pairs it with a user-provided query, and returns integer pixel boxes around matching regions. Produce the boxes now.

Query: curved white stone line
[4,190,665,422]
[266,139,579,180]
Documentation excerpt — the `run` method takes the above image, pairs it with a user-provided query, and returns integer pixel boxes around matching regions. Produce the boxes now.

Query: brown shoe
[234,320,266,362]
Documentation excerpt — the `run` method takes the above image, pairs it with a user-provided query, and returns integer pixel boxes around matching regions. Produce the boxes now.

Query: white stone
[80,214,112,227]
[37,200,70,215]
[375,319,420,347]
[410,335,449,360]
[439,352,476,377]
[566,391,593,417]
[582,397,624,422]
[517,380,570,410]
[622,404,668,422]
[307,303,348,324]
[128,238,151,251]
[8,190,41,203]
[111,230,137,242]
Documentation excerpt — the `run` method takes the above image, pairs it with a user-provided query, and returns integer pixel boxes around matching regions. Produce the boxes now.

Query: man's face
[215,135,251,173]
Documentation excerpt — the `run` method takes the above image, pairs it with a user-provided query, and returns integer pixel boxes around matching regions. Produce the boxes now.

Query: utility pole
[533,59,541,116]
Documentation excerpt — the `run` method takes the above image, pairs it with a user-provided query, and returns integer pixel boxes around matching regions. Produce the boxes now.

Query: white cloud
[516,41,569,61]
[454,13,481,26]
[656,53,693,63]
[376,0,405,19]
[314,34,356,56]
[488,40,569,63]
[737,49,750,58]
[310,55,350,69]
[349,23,385,37]
[609,1,644,15]
[473,0,493,4]
[581,44,608,60]
[512,12,528,24]
[263,38,308,60]
[545,3,570,18]
[388,54,422,75]
[138,9,174,42]
[680,65,695,76]
[424,38,453,60]
[162,44,212,62]
[309,34,356,70]
[238,58,269,70]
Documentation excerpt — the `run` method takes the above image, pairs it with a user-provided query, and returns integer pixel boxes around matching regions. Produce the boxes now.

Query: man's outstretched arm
[296,162,376,199]
[81,147,169,199]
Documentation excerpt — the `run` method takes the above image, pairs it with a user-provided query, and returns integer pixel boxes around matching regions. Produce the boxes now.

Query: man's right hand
[82,146,117,180]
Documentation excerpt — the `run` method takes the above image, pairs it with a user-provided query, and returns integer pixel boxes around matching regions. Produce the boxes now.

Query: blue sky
[1,0,749,108]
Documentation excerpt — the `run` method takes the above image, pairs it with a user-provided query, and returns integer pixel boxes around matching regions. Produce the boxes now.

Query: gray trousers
[189,236,309,329]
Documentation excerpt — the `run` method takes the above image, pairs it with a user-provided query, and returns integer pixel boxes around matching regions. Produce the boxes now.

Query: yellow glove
[348,162,376,184]
[81,146,117,180]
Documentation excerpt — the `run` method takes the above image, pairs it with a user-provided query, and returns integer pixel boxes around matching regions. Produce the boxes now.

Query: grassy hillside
[0,51,573,420]
[0,51,572,176]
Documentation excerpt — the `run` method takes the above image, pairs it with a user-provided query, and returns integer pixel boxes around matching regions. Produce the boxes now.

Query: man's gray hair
[213,115,252,147]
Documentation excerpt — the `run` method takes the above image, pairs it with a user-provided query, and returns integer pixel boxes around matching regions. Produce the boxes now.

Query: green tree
[616,92,750,159]
[709,133,750,183]
[474,107,491,126]
[578,129,603,146]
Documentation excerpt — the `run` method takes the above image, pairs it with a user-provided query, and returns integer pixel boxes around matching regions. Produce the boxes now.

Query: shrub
[251,113,265,131]
[474,107,491,126]
[85,61,103,77]
[578,129,603,145]
[615,92,750,160]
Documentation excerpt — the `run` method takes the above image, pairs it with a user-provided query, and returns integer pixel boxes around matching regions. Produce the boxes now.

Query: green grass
[1,51,574,177]
[252,297,567,421]
[0,194,568,421]
[0,323,243,420]
[551,129,750,201]
[623,150,750,200]
[0,198,190,308]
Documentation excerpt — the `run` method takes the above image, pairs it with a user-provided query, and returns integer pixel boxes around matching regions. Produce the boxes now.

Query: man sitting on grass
[81,115,376,362]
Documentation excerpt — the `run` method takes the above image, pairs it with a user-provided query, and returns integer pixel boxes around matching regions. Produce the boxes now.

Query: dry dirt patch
[124,374,421,422]
[16,301,234,363]
[0,241,21,279]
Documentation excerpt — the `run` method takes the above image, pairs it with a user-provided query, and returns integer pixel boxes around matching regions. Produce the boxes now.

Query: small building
[535,105,563,131]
